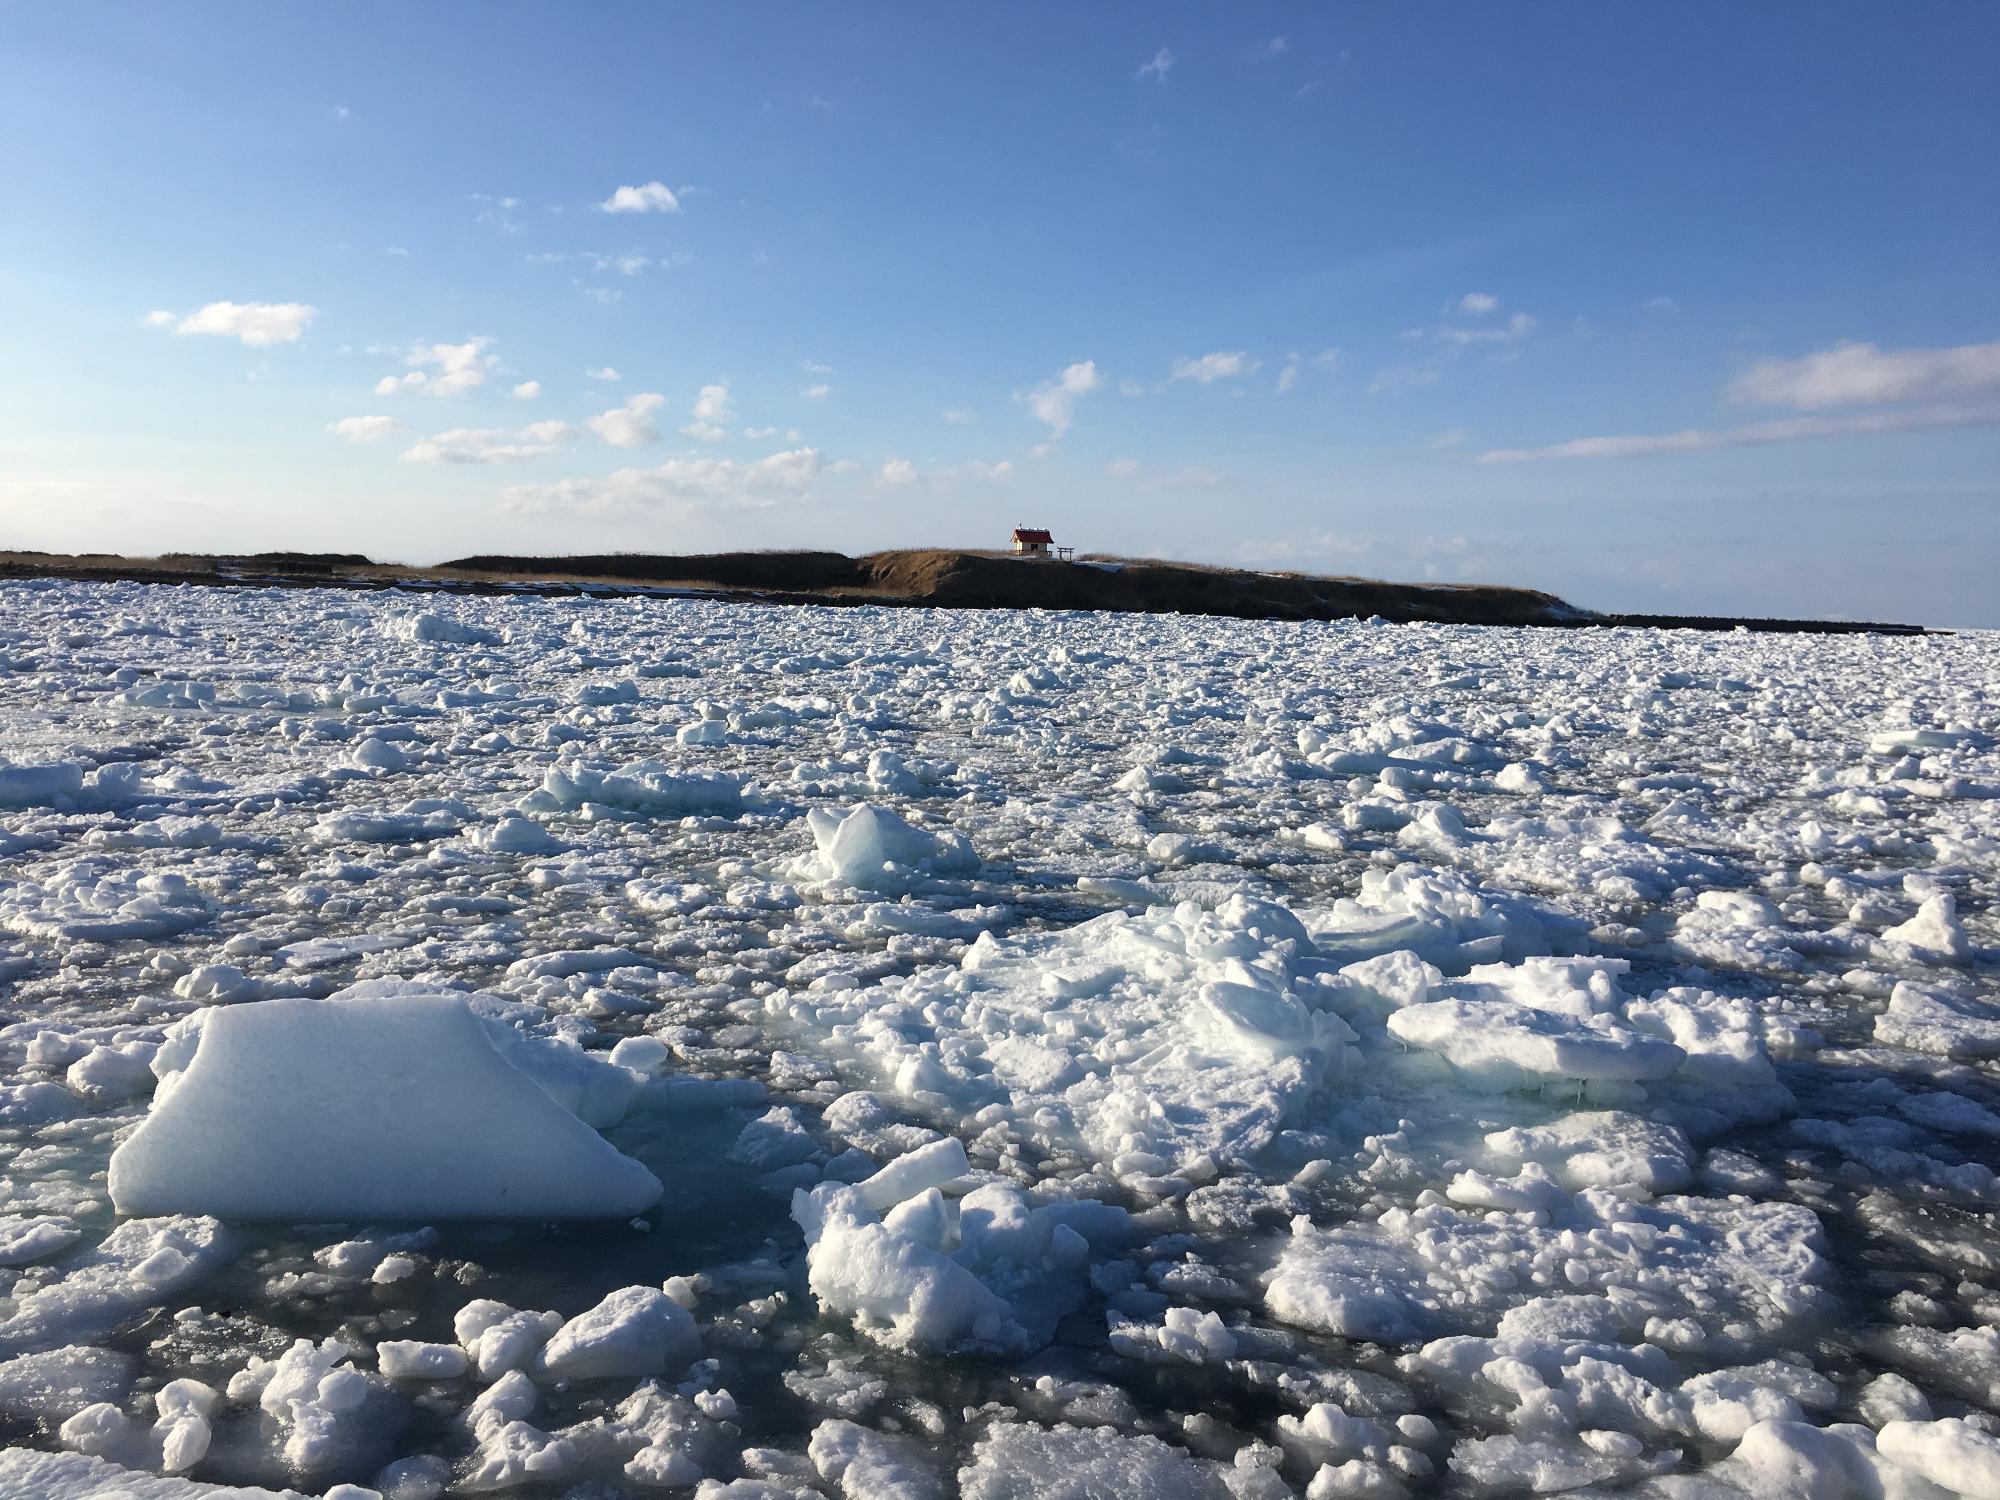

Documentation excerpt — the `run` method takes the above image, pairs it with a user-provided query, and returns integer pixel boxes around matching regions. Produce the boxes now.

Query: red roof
[1012,528,1054,544]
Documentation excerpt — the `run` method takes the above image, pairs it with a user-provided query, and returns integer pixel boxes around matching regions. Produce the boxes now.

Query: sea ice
[108,992,662,1219]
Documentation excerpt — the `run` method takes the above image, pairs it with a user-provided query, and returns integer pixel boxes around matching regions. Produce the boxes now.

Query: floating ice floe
[524,757,744,817]
[783,803,979,890]
[107,991,662,1219]
[793,1135,1131,1356]
[773,891,1354,1174]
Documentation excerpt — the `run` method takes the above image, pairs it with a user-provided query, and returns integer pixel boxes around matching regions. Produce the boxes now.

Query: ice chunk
[793,1183,1020,1353]
[857,1137,970,1213]
[0,759,85,808]
[377,1341,469,1380]
[386,610,499,645]
[1482,1111,1694,1197]
[1877,1417,2000,1496]
[1874,982,2000,1060]
[959,1422,1233,1499]
[1881,894,1972,964]
[534,758,743,816]
[1387,999,1685,1088]
[0,1216,233,1349]
[788,803,978,888]
[107,994,662,1219]
[536,1287,699,1381]
[0,1447,309,1497]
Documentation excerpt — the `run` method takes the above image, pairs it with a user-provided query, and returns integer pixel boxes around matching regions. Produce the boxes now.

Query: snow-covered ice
[0,578,1994,1496]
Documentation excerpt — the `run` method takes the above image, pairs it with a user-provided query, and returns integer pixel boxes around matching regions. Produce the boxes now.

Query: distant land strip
[0,548,1934,635]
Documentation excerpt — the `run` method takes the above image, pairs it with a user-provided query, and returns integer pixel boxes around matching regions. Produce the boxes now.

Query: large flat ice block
[108,995,663,1220]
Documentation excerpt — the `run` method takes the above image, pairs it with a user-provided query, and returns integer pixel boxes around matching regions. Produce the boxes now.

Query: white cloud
[1025,360,1102,437]
[599,181,680,214]
[802,383,831,400]
[801,359,835,375]
[1107,458,1140,478]
[942,407,975,424]
[1458,292,1499,316]
[1170,351,1260,384]
[512,380,542,400]
[400,420,576,465]
[503,448,826,513]
[594,253,652,275]
[1257,36,1288,59]
[1436,311,1535,347]
[878,458,918,486]
[681,381,736,440]
[1644,295,1681,316]
[469,193,524,234]
[374,337,498,397]
[587,366,622,382]
[327,415,402,443]
[1138,46,1174,82]
[1477,400,2000,464]
[1367,365,1442,395]
[587,392,668,448]
[1728,338,2000,411]
[583,287,623,306]
[1429,427,1471,449]
[152,300,317,347]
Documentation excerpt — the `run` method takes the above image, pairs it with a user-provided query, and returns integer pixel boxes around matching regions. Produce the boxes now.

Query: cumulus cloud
[599,181,680,214]
[1170,351,1260,384]
[1458,292,1500,315]
[878,458,917,486]
[1728,338,2000,411]
[1138,46,1174,82]
[512,380,542,400]
[374,337,498,397]
[801,383,831,400]
[149,300,317,347]
[400,420,576,465]
[1477,400,2000,464]
[327,415,401,443]
[1025,360,1102,437]
[680,382,734,441]
[587,392,668,448]
[587,366,622,382]
[504,447,826,513]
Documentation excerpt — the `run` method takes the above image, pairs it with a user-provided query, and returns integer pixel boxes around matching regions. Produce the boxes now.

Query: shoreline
[0,548,1936,635]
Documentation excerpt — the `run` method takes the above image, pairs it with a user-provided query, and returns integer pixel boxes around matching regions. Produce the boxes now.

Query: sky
[3,3,1997,626]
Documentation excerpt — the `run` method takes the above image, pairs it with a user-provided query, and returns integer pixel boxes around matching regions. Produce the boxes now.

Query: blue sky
[3,3,1997,625]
